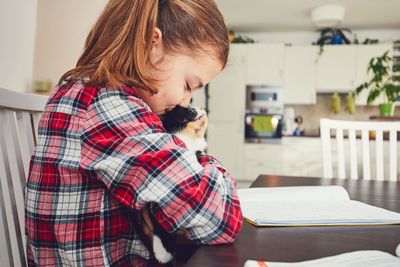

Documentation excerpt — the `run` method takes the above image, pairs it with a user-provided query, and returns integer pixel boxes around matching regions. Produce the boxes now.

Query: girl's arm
[80,88,242,245]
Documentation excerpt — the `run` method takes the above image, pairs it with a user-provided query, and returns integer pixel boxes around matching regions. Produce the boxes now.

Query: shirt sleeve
[79,88,243,245]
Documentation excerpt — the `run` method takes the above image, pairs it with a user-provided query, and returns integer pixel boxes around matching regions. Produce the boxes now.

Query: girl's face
[138,29,223,115]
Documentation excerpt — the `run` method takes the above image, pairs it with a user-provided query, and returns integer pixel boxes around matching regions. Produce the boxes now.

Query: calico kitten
[162,105,207,157]
[145,105,208,263]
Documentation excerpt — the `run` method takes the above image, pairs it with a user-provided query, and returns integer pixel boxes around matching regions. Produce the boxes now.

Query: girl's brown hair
[59,0,229,94]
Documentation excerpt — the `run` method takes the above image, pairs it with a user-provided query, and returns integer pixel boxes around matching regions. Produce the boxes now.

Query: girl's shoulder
[94,85,151,113]
[50,80,148,110]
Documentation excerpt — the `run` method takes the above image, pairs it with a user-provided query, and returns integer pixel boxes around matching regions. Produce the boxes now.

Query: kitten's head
[161,105,199,133]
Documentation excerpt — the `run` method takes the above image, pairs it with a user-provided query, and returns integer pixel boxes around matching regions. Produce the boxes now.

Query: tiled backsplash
[286,94,400,136]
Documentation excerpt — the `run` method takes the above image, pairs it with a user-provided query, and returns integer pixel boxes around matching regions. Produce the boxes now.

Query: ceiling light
[311,4,345,28]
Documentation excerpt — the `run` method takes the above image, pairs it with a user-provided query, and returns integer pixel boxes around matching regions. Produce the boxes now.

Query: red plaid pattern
[25,81,243,266]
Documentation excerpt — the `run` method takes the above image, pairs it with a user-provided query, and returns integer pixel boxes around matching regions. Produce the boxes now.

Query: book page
[244,250,400,267]
[238,186,350,203]
[238,186,400,226]
[242,200,400,226]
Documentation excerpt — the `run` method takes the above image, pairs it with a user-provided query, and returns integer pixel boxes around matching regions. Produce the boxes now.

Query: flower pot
[34,80,51,93]
[379,103,395,117]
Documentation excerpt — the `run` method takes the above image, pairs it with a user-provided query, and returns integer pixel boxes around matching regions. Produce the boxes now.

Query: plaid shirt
[25,81,242,266]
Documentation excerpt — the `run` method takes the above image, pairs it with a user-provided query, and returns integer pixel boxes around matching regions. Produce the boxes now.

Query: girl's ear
[152,27,163,44]
[150,27,165,65]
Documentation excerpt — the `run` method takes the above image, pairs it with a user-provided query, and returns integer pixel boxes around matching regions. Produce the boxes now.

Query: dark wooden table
[174,175,400,267]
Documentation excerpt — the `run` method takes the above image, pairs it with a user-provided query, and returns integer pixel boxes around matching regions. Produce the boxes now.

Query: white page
[238,186,400,226]
[244,250,400,267]
[242,200,400,226]
[238,186,350,203]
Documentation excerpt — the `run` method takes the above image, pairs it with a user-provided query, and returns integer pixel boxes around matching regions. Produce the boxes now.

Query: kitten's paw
[153,235,174,263]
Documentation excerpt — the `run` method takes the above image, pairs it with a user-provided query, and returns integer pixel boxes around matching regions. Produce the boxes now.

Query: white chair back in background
[0,87,48,267]
[320,118,400,181]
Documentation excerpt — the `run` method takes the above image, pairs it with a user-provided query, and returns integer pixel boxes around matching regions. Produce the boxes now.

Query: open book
[244,250,400,267]
[238,186,400,226]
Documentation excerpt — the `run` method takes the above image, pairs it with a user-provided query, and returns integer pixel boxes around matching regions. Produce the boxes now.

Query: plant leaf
[367,89,381,104]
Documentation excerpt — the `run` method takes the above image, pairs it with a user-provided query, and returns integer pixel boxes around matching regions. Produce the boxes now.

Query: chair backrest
[0,87,48,267]
[320,118,400,181]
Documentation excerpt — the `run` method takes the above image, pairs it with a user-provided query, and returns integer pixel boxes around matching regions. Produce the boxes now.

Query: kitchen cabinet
[242,138,322,181]
[246,43,285,86]
[239,137,400,182]
[207,44,246,180]
[316,45,357,92]
[355,44,393,106]
[208,44,246,122]
[206,43,398,182]
[207,122,243,179]
[315,44,394,95]
[284,46,317,104]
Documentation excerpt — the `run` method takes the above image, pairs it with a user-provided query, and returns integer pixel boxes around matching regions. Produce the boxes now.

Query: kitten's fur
[147,106,207,263]
[162,105,207,156]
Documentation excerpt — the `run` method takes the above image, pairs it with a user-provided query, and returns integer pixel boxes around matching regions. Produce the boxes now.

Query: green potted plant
[355,50,400,116]
[314,28,352,56]
[34,79,52,94]
[316,27,352,46]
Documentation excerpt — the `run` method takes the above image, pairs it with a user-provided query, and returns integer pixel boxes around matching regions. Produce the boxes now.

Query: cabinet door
[284,46,317,104]
[246,43,285,86]
[242,138,323,179]
[355,44,393,106]
[244,161,277,181]
[207,122,243,180]
[316,45,357,92]
[208,44,246,122]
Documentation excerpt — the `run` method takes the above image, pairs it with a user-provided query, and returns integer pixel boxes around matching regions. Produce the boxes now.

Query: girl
[25,0,243,266]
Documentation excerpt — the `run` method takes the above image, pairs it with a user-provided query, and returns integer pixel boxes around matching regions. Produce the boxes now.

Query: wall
[32,1,400,90]
[0,1,37,264]
[0,0,37,92]
[240,29,400,45]
[288,94,400,136]
[33,0,108,88]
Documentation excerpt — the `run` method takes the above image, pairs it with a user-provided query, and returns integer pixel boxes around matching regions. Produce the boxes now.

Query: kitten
[162,105,207,157]
[146,105,208,263]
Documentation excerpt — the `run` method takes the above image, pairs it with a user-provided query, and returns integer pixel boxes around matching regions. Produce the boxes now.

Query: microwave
[245,113,283,139]
[247,85,283,114]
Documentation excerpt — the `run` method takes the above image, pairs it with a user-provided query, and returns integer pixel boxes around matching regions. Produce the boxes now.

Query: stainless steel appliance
[247,85,284,114]
[245,85,284,141]
[245,113,283,139]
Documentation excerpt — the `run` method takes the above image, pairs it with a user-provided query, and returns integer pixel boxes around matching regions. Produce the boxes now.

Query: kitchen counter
[240,136,399,181]
[285,132,400,140]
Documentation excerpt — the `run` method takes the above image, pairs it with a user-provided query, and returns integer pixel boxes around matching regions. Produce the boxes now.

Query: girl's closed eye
[185,82,192,92]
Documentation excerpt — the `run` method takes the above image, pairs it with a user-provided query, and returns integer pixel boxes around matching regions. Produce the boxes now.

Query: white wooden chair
[320,118,400,181]
[0,87,48,267]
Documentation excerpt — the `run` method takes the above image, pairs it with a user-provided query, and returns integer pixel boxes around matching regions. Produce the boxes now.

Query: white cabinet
[316,45,357,92]
[207,122,243,179]
[284,46,317,104]
[208,44,246,122]
[315,44,394,95]
[207,43,287,180]
[207,44,246,180]
[355,44,393,106]
[242,138,323,181]
[246,43,285,86]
